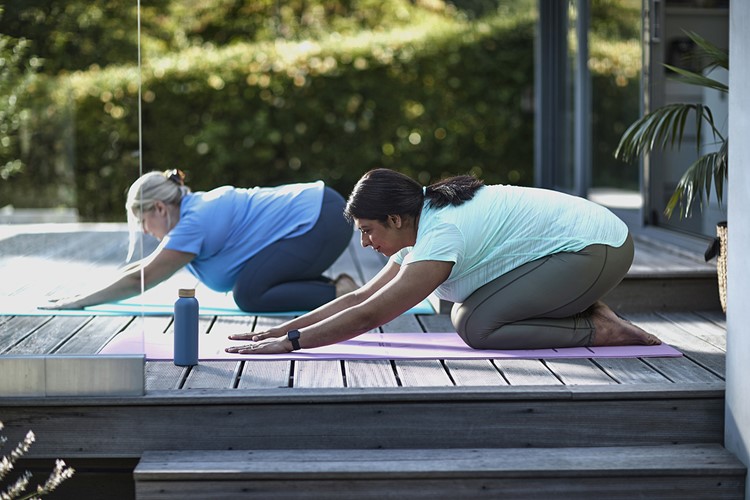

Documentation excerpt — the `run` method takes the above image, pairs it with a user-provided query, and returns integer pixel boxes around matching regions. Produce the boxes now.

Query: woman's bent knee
[451,302,491,349]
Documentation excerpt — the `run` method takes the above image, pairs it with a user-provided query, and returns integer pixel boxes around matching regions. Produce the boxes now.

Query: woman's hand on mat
[225,336,289,355]
[227,327,285,342]
[39,296,85,310]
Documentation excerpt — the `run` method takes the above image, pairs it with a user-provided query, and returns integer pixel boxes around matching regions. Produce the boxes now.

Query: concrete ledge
[0,355,145,397]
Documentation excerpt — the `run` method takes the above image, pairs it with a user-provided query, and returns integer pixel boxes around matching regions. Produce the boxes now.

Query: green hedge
[3,0,641,219]
[63,14,535,220]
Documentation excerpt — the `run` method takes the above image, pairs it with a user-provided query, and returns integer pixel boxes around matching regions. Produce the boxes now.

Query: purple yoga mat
[99,328,682,361]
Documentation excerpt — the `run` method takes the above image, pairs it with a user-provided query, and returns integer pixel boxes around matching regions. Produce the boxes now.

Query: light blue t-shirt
[164,181,325,291]
[392,184,628,303]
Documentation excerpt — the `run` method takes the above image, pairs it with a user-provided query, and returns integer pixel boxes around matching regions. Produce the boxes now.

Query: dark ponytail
[344,168,484,223]
[424,175,484,209]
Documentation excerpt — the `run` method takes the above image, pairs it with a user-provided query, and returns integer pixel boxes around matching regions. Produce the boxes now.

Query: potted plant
[614,30,728,311]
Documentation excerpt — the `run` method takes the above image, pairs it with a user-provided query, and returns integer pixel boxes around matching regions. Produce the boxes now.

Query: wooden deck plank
[183,362,240,389]
[131,316,188,391]
[494,359,563,386]
[417,308,508,387]
[418,312,509,386]
[417,314,508,386]
[0,316,54,353]
[658,311,727,351]
[180,317,240,389]
[235,316,292,389]
[641,356,724,384]
[238,360,291,389]
[56,315,133,354]
[383,313,454,387]
[592,358,672,385]
[109,316,173,352]
[630,235,716,276]
[396,360,454,387]
[145,362,187,391]
[544,359,616,386]
[345,360,399,388]
[4,316,91,354]
[294,360,345,388]
[698,310,726,328]
[0,315,13,328]
[444,359,508,386]
[626,313,725,379]
[250,314,344,389]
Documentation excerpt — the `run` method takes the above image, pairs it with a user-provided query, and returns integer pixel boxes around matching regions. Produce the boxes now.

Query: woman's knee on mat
[451,302,507,350]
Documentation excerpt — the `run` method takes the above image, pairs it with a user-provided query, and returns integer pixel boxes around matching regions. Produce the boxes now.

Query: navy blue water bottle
[174,288,199,366]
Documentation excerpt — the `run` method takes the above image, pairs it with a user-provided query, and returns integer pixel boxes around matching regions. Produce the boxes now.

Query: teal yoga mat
[1,284,435,317]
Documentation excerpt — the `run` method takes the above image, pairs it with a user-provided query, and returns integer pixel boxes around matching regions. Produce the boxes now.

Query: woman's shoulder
[181,185,239,213]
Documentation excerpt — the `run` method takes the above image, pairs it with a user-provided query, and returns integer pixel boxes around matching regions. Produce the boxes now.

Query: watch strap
[287,329,301,351]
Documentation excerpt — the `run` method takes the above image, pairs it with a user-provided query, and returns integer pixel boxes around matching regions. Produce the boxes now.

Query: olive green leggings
[451,234,634,350]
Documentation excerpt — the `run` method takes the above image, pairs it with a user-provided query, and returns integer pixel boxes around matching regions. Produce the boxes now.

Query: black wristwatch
[287,330,301,351]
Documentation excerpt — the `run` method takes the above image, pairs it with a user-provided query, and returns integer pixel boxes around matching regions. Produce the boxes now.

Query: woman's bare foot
[334,273,359,297]
[589,301,662,347]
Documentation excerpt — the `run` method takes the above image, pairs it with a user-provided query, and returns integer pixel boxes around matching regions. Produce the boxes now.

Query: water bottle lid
[178,288,196,298]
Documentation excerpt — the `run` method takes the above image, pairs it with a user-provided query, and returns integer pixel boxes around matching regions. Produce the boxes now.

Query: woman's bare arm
[42,247,194,309]
[225,260,453,354]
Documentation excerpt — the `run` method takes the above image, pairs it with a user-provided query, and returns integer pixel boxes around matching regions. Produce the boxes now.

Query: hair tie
[164,169,185,186]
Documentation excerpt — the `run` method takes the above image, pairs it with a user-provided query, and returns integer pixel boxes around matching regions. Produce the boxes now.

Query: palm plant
[615,31,728,219]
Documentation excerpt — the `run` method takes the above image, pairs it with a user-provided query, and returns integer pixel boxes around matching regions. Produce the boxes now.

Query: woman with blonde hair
[45,169,356,312]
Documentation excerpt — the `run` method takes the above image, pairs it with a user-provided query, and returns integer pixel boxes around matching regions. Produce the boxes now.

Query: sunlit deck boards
[0,223,726,391]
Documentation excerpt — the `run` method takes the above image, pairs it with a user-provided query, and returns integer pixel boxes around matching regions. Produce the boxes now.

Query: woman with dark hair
[226,168,660,354]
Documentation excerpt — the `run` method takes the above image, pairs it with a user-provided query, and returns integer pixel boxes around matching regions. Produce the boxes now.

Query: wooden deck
[0,222,726,391]
[0,221,739,499]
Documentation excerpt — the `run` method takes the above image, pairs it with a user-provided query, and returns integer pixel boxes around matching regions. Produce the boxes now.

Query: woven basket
[717,221,728,313]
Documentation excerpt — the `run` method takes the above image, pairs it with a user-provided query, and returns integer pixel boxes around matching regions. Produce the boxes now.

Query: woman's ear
[153,200,167,215]
[388,214,402,228]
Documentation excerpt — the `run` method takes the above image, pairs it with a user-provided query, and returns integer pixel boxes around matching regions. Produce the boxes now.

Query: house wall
[724,2,750,498]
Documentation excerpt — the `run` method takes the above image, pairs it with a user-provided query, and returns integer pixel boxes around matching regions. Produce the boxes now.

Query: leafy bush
[1,0,641,218]
[61,13,536,220]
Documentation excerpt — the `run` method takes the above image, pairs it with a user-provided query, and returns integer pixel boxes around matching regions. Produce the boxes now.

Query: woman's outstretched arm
[225,259,453,354]
[42,247,194,310]
[227,257,403,342]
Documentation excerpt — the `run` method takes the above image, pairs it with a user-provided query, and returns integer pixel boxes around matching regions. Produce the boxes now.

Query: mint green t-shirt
[391,184,628,303]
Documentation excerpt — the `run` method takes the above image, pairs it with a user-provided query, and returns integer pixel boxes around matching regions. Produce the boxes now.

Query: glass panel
[589,0,642,193]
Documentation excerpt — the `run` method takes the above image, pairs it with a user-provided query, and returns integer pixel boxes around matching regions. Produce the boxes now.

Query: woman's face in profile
[355,216,413,257]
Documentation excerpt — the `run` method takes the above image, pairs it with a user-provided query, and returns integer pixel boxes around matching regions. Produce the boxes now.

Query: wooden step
[1,385,725,458]
[134,444,745,499]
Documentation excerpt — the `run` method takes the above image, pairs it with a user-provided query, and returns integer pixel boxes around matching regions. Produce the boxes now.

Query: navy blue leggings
[232,187,353,312]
